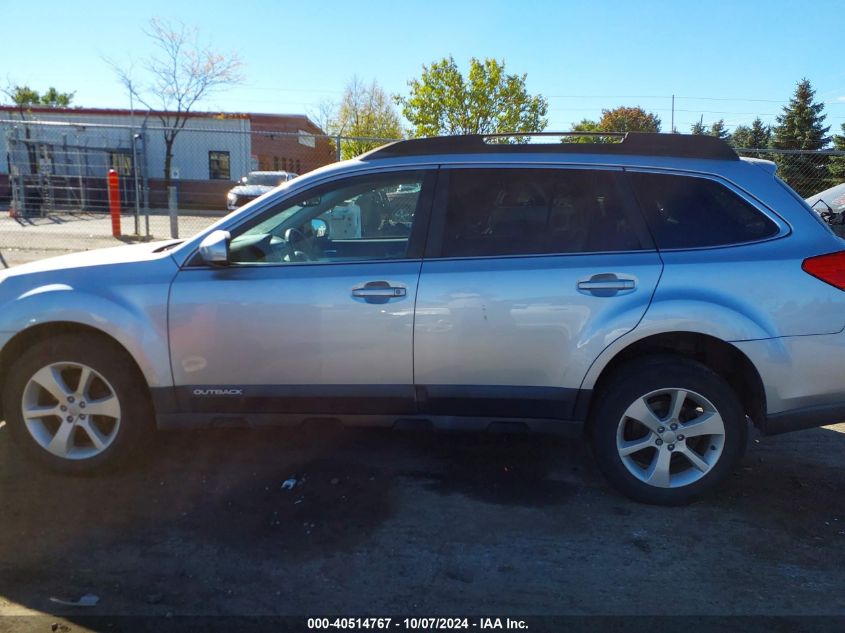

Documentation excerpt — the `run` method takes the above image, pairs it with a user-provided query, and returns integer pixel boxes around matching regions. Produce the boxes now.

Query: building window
[209,151,231,180]
[110,152,133,176]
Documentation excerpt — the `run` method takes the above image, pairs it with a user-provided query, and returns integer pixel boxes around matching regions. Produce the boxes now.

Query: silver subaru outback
[2,133,844,505]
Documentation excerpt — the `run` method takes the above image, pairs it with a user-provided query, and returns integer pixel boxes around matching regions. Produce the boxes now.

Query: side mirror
[240,176,248,185]
[198,230,232,266]
[311,218,329,237]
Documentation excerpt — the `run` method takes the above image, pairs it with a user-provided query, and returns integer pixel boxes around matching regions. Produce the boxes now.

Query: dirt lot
[0,418,844,626]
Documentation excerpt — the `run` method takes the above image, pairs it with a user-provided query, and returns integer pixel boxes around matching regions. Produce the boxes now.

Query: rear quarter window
[628,172,779,249]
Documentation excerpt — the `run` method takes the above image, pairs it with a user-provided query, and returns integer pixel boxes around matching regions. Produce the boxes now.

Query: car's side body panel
[413,252,662,419]
[732,331,845,415]
[0,245,178,389]
[166,260,422,414]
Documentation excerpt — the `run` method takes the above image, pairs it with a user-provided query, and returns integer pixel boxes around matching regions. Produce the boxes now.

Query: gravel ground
[0,419,843,625]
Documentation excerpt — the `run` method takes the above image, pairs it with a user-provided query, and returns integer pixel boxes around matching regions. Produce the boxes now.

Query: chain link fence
[0,117,394,266]
[1,118,844,268]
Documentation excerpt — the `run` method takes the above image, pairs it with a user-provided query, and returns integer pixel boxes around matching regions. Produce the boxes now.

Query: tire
[590,355,747,505]
[2,333,154,474]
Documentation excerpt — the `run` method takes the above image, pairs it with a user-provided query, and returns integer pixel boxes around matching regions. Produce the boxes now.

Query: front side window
[437,168,647,258]
[227,171,431,265]
[209,151,231,180]
[628,172,779,249]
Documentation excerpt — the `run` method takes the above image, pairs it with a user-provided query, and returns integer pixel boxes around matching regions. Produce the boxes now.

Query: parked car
[226,170,298,211]
[2,133,845,505]
[806,182,845,235]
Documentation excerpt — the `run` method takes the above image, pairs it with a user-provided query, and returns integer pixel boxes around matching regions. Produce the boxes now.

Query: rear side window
[438,168,647,258]
[628,172,779,249]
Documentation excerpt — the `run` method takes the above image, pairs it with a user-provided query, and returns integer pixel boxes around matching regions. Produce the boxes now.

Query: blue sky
[4,0,845,134]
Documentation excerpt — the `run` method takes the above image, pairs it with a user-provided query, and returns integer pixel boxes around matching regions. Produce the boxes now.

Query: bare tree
[110,18,243,187]
[309,98,340,136]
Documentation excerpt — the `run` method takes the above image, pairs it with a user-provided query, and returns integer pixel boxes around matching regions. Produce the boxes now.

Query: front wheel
[590,356,747,505]
[2,334,154,473]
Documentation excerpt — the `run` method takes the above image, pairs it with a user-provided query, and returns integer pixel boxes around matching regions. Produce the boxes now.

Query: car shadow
[0,422,843,620]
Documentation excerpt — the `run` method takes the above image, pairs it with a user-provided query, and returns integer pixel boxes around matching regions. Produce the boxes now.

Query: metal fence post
[168,186,179,239]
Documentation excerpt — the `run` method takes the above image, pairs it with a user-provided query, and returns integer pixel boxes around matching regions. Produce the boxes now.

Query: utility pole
[671,95,675,134]
[129,84,142,235]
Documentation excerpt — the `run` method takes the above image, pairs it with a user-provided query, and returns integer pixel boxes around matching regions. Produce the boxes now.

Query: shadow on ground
[0,423,843,621]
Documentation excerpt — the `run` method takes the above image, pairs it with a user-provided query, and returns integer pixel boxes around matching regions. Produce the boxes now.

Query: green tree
[830,123,845,184]
[565,107,660,143]
[771,78,831,196]
[330,77,403,159]
[5,85,74,108]
[2,85,75,173]
[564,118,603,143]
[730,118,771,149]
[597,106,661,133]
[690,117,708,135]
[709,119,730,141]
[397,56,548,138]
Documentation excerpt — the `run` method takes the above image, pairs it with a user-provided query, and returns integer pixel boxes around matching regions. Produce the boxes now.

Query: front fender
[0,278,173,389]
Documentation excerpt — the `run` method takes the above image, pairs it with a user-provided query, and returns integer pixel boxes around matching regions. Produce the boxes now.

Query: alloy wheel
[21,362,122,460]
[616,388,726,489]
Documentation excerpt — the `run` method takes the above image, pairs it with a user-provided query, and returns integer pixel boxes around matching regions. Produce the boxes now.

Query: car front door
[166,169,436,422]
[413,165,663,422]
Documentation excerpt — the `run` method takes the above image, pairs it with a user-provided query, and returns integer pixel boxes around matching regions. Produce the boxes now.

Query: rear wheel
[590,356,747,505]
[2,334,153,473]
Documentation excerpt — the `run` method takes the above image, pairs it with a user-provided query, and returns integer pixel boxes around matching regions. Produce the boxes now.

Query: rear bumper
[763,402,845,435]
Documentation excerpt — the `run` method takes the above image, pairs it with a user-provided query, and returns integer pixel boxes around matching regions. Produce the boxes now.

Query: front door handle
[577,273,636,295]
[352,281,407,303]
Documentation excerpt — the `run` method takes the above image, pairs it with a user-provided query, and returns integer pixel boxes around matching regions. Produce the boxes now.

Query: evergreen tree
[731,118,771,150]
[830,123,845,184]
[749,117,772,148]
[690,117,708,135]
[771,79,831,196]
[709,119,730,141]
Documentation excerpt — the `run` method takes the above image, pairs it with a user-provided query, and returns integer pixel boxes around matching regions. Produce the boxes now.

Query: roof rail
[359,132,739,161]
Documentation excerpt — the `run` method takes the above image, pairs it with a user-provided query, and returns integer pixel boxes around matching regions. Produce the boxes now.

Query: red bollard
[107,169,121,237]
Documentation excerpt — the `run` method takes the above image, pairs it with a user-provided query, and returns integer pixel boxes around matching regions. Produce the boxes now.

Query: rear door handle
[577,274,636,295]
[352,281,407,303]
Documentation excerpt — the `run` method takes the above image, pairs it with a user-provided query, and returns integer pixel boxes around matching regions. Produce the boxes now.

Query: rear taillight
[802,251,845,290]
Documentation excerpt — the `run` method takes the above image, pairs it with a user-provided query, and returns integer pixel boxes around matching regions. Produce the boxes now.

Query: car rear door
[413,165,663,421]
